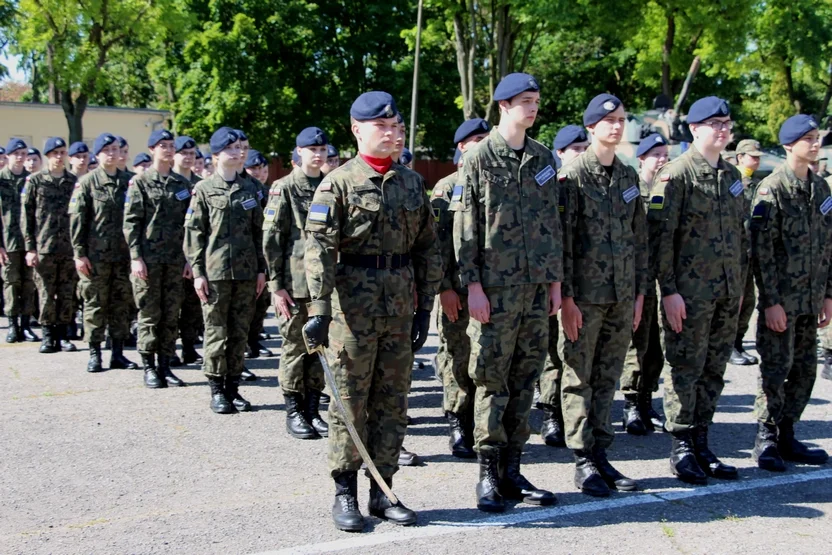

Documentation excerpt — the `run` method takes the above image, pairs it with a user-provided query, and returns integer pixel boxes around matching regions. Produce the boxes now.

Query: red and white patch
[558,175,567,182]
[319,183,332,192]
[269,189,280,196]
[434,190,444,197]
[128,178,135,187]
[660,174,670,182]
[25,175,31,182]
[758,187,769,195]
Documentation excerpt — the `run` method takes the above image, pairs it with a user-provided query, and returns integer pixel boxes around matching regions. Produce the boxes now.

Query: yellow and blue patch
[185,207,194,221]
[649,195,664,210]
[309,203,329,223]
[451,185,463,203]
[264,207,277,222]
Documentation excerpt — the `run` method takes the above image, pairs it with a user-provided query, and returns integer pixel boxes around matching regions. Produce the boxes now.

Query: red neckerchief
[360,153,393,174]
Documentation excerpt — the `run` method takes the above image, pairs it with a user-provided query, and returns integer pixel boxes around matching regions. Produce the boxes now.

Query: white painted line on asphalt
[255,468,832,555]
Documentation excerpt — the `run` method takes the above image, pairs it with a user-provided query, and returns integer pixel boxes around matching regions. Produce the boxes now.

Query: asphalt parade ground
[2,310,830,554]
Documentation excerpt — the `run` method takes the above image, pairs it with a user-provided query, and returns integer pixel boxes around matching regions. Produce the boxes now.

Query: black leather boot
[168,354,183,367]
[66,318,79,340]
[20,315,39,342]
[253,339,273,357]
[226,378,251,412]
[181,340,203,365]
[87,342,103,373]
[240,366,257,381]
[109,339,138,369]
[208,377,235,414]
[753,421,786,472]
[305,390,329,437]
[447,411,475,458]
[638,391,664,431]
[285,392,317,438]
[622,393,648,435]
[476,450,505,512]
[58,324,77,352]
[6,315,20,343]
[398,446,419,466]
[592,446,638,491]
[670,430,708,484]
[39,325,59,354]
[693,425,738,479]
[778,418,829,465]
[159,354,185,387]
[368,477,417,525]
[540,403,566,447]
[573,450,611,497]
[332,472,364,532]
[500,447,557,505]
[142,353,165,389]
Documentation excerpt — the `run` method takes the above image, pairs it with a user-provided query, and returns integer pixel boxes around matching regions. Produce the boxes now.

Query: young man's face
[459,133,489,154]
[97,143,121,171]
[239,140,250,169]
[246,165,269,183]
[9,149,26,172]
[785,130,821,165]
[392,124,406,159]
[298,145,327,170]
[557,141,590,165]
[152,140,176,164]
[175,148,197,171]
[134,163,150,176]
[24,155,42,173]
[193,157,205,175]
[217,141,243,170]
[46,147,67,173]
[588,106,626,146]
[0,155,6,170]
[203,160,214,176]
[501,91,540,130]
[352,117,399,157]
[118,145,129,169]
[691,117,733,151]
[70,153,89,174]
[322,156,340,174]
[737,153,761,172]
[639,145,669,175]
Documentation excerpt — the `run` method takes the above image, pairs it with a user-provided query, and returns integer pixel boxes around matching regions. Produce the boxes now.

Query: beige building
[0,101,170,155]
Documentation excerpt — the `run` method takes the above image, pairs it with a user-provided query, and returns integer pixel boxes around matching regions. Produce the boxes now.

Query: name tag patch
[535,165,556,186]
[451,185,463,202]
[821,196,832,215]
[175,189,191,201]
[622,186,640,204]
[309,203,329,223]
[729,180,743,197]
[241,197,258,211]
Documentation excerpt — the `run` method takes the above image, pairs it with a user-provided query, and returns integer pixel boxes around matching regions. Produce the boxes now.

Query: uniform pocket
[686,185,713,219]
[344,190,380,240]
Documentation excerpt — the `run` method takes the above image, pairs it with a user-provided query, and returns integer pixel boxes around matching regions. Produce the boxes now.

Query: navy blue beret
[493,73,540,102]
[198,149,209,160]
[115,136,128,148]
[350,91,398,121]
[93,133,117,155]
[454,118,491,144]
[291,150,301,165]
[396,113,404,124]
[27,147,41,157]
[68,142,88,156]
[5,138,27,154]
[326,144,339,158]
[636,133,668,157]
[88,155,98,165]
[245,149,267,168]
[43,137,66,156]
[687,96,730,124]
[400,148,413,165]
[453,148,462,166]
[210,127,240,155]
[0,147,4,155]
[296,127,328,148]
[175,136,196,152]
[235,129,248,142]
[553,125,589,150]
[147,129,174,148]
[133,153,152,166]
[779,114,819,145]
[583,94,622,126]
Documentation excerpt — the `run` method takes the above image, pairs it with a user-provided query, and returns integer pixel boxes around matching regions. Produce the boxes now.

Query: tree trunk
[61,90,87,144]
[29,58,41,104]
[45,43,59,104]
[817,60,832,124]
[783,60,801,112]
[662,11,675,99]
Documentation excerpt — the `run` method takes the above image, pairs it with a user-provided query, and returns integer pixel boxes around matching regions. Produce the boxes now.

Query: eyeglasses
[699,120,734,131]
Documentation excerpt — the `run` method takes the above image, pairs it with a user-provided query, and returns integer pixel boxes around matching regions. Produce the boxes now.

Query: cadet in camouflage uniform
[749,115,831,471]
[123,129,189,389]
[0,138,38,343]
[183,127,266,415]
[322,144,341,175]
[729,139,764,366]
[823,172,832,381]
[193,150,206,178]
[68,142,90,179]
[70,133,139,373]
[620,133,669,436]
[132,153,152,176]
[22,137,78,354]
[432,117,490,459]
[263,128,330,440]
[537,124,590,448]
[116,136,132,177]
[559,95,648,497]
[25,148,42,175]
[452,74,561,513]
[0,147,6,171]
[648,97,745,484]
[302,92,441,531]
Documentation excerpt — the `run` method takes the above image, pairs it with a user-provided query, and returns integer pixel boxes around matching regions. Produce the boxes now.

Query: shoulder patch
[129,177,135,187]
[649,195,665,211]
[451,185,463,202]
[185,207,194,221]
[270,189,280,196]
[433,189,444,198]
[308,203,329,223]
[758,187,768,195]
[660,174,670,182]
[319,182,332,192]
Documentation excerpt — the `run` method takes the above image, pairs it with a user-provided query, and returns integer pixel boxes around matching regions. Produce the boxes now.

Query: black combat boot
[753,421,786,472]
[168,353,183,367]
[284,393,317,438]
[39,325,59,354]
[778,418,829,465]
[693,425,738,479]
[592,446,638,491]
[398,446,419,466]
[540,403,566,447]
[305,389,329,437]
[573,450,611,497]
[368,478,417,526]
[181,340,203,365]
[58,324,77,352]
[822,349,832,381]
[251,338,273,357]
[6,315,20,343]
[158,354,185,387]
[20,315,39,342]
[730,337,758,365]
[622,393,648,435]
[670,430,708,484]
[225,377,251,412]
[447,411,475,458]
[500,446,557,505]
[66,318,79,340]
[208,376,235,414]
[476,450,505,512]
[87,342,103,373]
[109,339,138,369]
[638,391,664,431]
[142,353,165,389]
[332,472,364,532]
[240,366,257,381]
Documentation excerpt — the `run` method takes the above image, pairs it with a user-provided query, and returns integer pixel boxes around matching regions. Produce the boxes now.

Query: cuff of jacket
[307,299,331,317]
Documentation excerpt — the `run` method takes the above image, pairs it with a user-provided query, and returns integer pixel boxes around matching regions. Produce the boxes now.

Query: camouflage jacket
[648,146,747,300]
[183,172,265,281]
[22,169,76,256]
[451,128,562,288]
[0,167,29,252]
[304,156,442,317]
[123,168,191,265]
[639,176,659,298]
[430,170,462,294]
[263,167,323,298]
[750,165,832,317]
[560,148,648,303]
[69,167,131,263]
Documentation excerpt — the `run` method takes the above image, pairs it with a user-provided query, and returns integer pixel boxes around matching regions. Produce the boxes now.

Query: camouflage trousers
[131,264,184,357]
[436,293,474,414]
[77,261,133,343]
[662,296,740,433]
[178,278,203,344]
[277,297,324,395]
[326,312,413,479]
[33,255,77,325]
[201,279,256,378]
[735,271,756,345]
[248,284,271,343]
[468,284,548,455]
[537,315,563,407]
[2,251,36,317]
[620,295,664,394]
[560,300,633,451]
[754,314,818,425]
[819,319,832,351]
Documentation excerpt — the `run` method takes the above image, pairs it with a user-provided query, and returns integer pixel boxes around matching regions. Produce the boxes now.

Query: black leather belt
[339,253,411,269]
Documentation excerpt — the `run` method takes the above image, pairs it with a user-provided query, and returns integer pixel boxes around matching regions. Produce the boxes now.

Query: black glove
[411,309,431,352]
[302,315,331,353]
